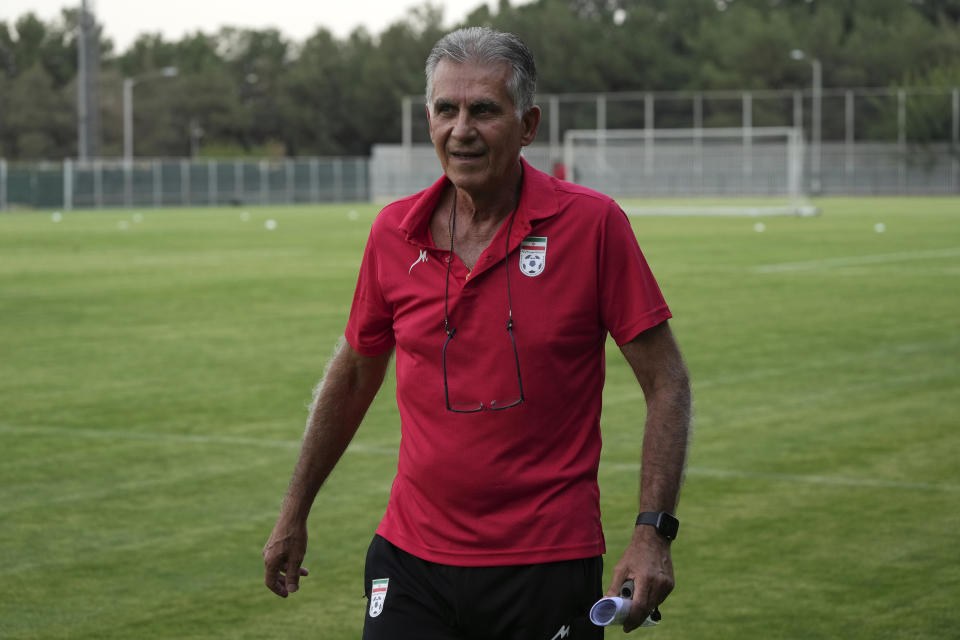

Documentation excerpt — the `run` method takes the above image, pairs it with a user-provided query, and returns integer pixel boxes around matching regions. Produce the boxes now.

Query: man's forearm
[279,341,392,523]
[638,374,690,513]
[619,322,691,514]
[607,326,689,628]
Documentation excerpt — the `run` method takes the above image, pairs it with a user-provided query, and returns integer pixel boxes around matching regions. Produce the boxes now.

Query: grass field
[1,197,958,639]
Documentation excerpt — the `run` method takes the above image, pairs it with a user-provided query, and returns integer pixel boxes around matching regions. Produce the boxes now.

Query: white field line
[605,463,960,493]
[753,247,960,273]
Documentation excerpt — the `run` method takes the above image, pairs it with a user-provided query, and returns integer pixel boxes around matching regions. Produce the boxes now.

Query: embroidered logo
[369,578,389,618]
[408,249,428,275]
[519,236,547,277]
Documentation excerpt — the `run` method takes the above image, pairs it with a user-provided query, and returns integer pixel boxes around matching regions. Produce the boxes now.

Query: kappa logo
[369,578,389,618]
[519,236,547,277]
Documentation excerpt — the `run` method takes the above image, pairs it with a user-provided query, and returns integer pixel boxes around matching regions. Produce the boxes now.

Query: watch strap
[635,512,661,528]
[635,511,679,541]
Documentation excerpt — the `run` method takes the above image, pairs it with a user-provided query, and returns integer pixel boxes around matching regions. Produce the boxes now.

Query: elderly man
[264,27,691,639]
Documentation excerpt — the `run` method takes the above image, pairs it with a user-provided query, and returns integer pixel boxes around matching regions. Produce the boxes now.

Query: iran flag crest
[519,236,547,277]
[369,578,389,618]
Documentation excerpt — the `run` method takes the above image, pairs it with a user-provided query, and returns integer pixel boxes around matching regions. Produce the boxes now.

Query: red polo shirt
[345,159,671,566]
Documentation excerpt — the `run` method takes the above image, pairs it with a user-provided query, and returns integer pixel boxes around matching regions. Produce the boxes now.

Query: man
[263,27,690,639]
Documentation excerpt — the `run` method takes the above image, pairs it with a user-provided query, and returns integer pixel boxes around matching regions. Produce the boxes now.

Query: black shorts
[362,535,603,640]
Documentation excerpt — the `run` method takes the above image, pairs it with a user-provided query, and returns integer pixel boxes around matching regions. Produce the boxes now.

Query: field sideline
[1,197,958,638]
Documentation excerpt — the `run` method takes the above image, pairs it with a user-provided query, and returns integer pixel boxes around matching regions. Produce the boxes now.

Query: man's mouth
[450,150,484,159]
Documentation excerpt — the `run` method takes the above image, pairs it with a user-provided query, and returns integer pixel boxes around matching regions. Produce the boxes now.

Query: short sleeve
[344,228,396,356]
[597,203,672,345]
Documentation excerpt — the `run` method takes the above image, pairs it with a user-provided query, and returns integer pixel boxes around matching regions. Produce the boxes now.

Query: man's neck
[429,165,524,270]
[450,162,524,227]
[452,190,514,228]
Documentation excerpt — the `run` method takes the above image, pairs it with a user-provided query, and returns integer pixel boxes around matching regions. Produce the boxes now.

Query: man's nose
[451,112,476,139]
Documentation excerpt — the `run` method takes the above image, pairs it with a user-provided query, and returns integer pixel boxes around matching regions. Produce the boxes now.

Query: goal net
[562,127,817,216]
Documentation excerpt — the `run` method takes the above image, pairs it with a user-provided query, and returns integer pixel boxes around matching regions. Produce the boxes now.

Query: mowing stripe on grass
[605,464,960,493]
[0,423,396,456]
[4,423,956,494]
[753,246,960,273]
[0,453,280,517]
[604,349,959,409]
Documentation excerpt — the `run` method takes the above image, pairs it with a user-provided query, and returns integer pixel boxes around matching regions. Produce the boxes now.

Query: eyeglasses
[442,188,525,413]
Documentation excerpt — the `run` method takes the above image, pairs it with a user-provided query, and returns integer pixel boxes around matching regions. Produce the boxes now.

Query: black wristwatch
[636,511,679,541]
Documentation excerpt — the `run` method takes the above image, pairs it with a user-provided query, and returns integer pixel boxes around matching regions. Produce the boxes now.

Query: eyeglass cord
[443,168,522,337]
[442,167,525,411]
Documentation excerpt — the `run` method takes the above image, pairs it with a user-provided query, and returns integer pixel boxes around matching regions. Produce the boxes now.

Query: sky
[0,0,530,51]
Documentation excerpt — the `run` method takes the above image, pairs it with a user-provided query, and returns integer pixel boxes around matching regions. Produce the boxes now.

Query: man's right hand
[263,520,310,597]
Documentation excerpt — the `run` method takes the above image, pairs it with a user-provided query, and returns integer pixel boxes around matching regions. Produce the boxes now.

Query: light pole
[77,1,88,160]
[123,66,179,162]
[791,49,822,193]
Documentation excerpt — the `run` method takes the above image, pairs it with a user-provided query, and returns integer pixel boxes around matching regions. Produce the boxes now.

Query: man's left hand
[606,526,674,633]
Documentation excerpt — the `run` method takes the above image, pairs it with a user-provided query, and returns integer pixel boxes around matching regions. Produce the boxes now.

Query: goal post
[562,126,818,216]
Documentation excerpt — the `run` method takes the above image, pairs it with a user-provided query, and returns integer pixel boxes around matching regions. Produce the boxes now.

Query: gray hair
[424,27,537,117]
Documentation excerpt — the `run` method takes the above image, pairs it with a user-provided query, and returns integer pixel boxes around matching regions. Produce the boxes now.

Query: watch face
[637,511,679,540]
[658,513,679,539]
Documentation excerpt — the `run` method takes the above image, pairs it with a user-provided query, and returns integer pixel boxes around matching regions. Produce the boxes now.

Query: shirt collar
[398,157,560,249]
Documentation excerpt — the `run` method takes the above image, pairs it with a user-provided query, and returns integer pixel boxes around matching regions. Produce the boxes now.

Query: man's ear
[520,105,541,147]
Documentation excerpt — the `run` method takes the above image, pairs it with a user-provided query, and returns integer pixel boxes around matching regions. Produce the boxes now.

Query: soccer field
[1,198,958,639]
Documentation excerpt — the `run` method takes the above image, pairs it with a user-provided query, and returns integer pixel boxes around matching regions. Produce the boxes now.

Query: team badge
[369,578,389,618]
[519,236,548,277]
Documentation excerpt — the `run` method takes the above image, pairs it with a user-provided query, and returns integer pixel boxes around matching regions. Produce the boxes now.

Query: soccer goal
[562,127,818,216]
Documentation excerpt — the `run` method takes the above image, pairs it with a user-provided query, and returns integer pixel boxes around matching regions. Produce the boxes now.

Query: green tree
[5,63,74,158]
[346,5,446,151]
[0,1,958,161]
[277,28,347,155]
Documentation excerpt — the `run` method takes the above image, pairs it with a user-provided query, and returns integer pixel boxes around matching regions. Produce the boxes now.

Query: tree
[277,28,347,155]
[5,63,74,158]
[0,1,957,161]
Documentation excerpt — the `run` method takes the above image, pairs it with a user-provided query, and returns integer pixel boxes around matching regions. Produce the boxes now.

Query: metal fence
[818,142,960,195]
[562,128,806,199]
[401,85,960,196]
[0,157,369,211]
[370,140,960,201]
[405,86,960,149]
[4,85,960,211]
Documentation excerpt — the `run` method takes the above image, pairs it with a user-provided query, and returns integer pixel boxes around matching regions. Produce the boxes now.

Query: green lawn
[1,198,958,638]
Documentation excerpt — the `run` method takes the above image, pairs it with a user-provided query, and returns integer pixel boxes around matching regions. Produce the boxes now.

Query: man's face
[427,60,540,196]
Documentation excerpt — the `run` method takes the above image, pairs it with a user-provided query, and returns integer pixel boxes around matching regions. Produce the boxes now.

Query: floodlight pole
[77,0,89,161]
[790,50,822,193]
[123,77,134,163]
[123,66,179,163]
[811,58,822,193]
